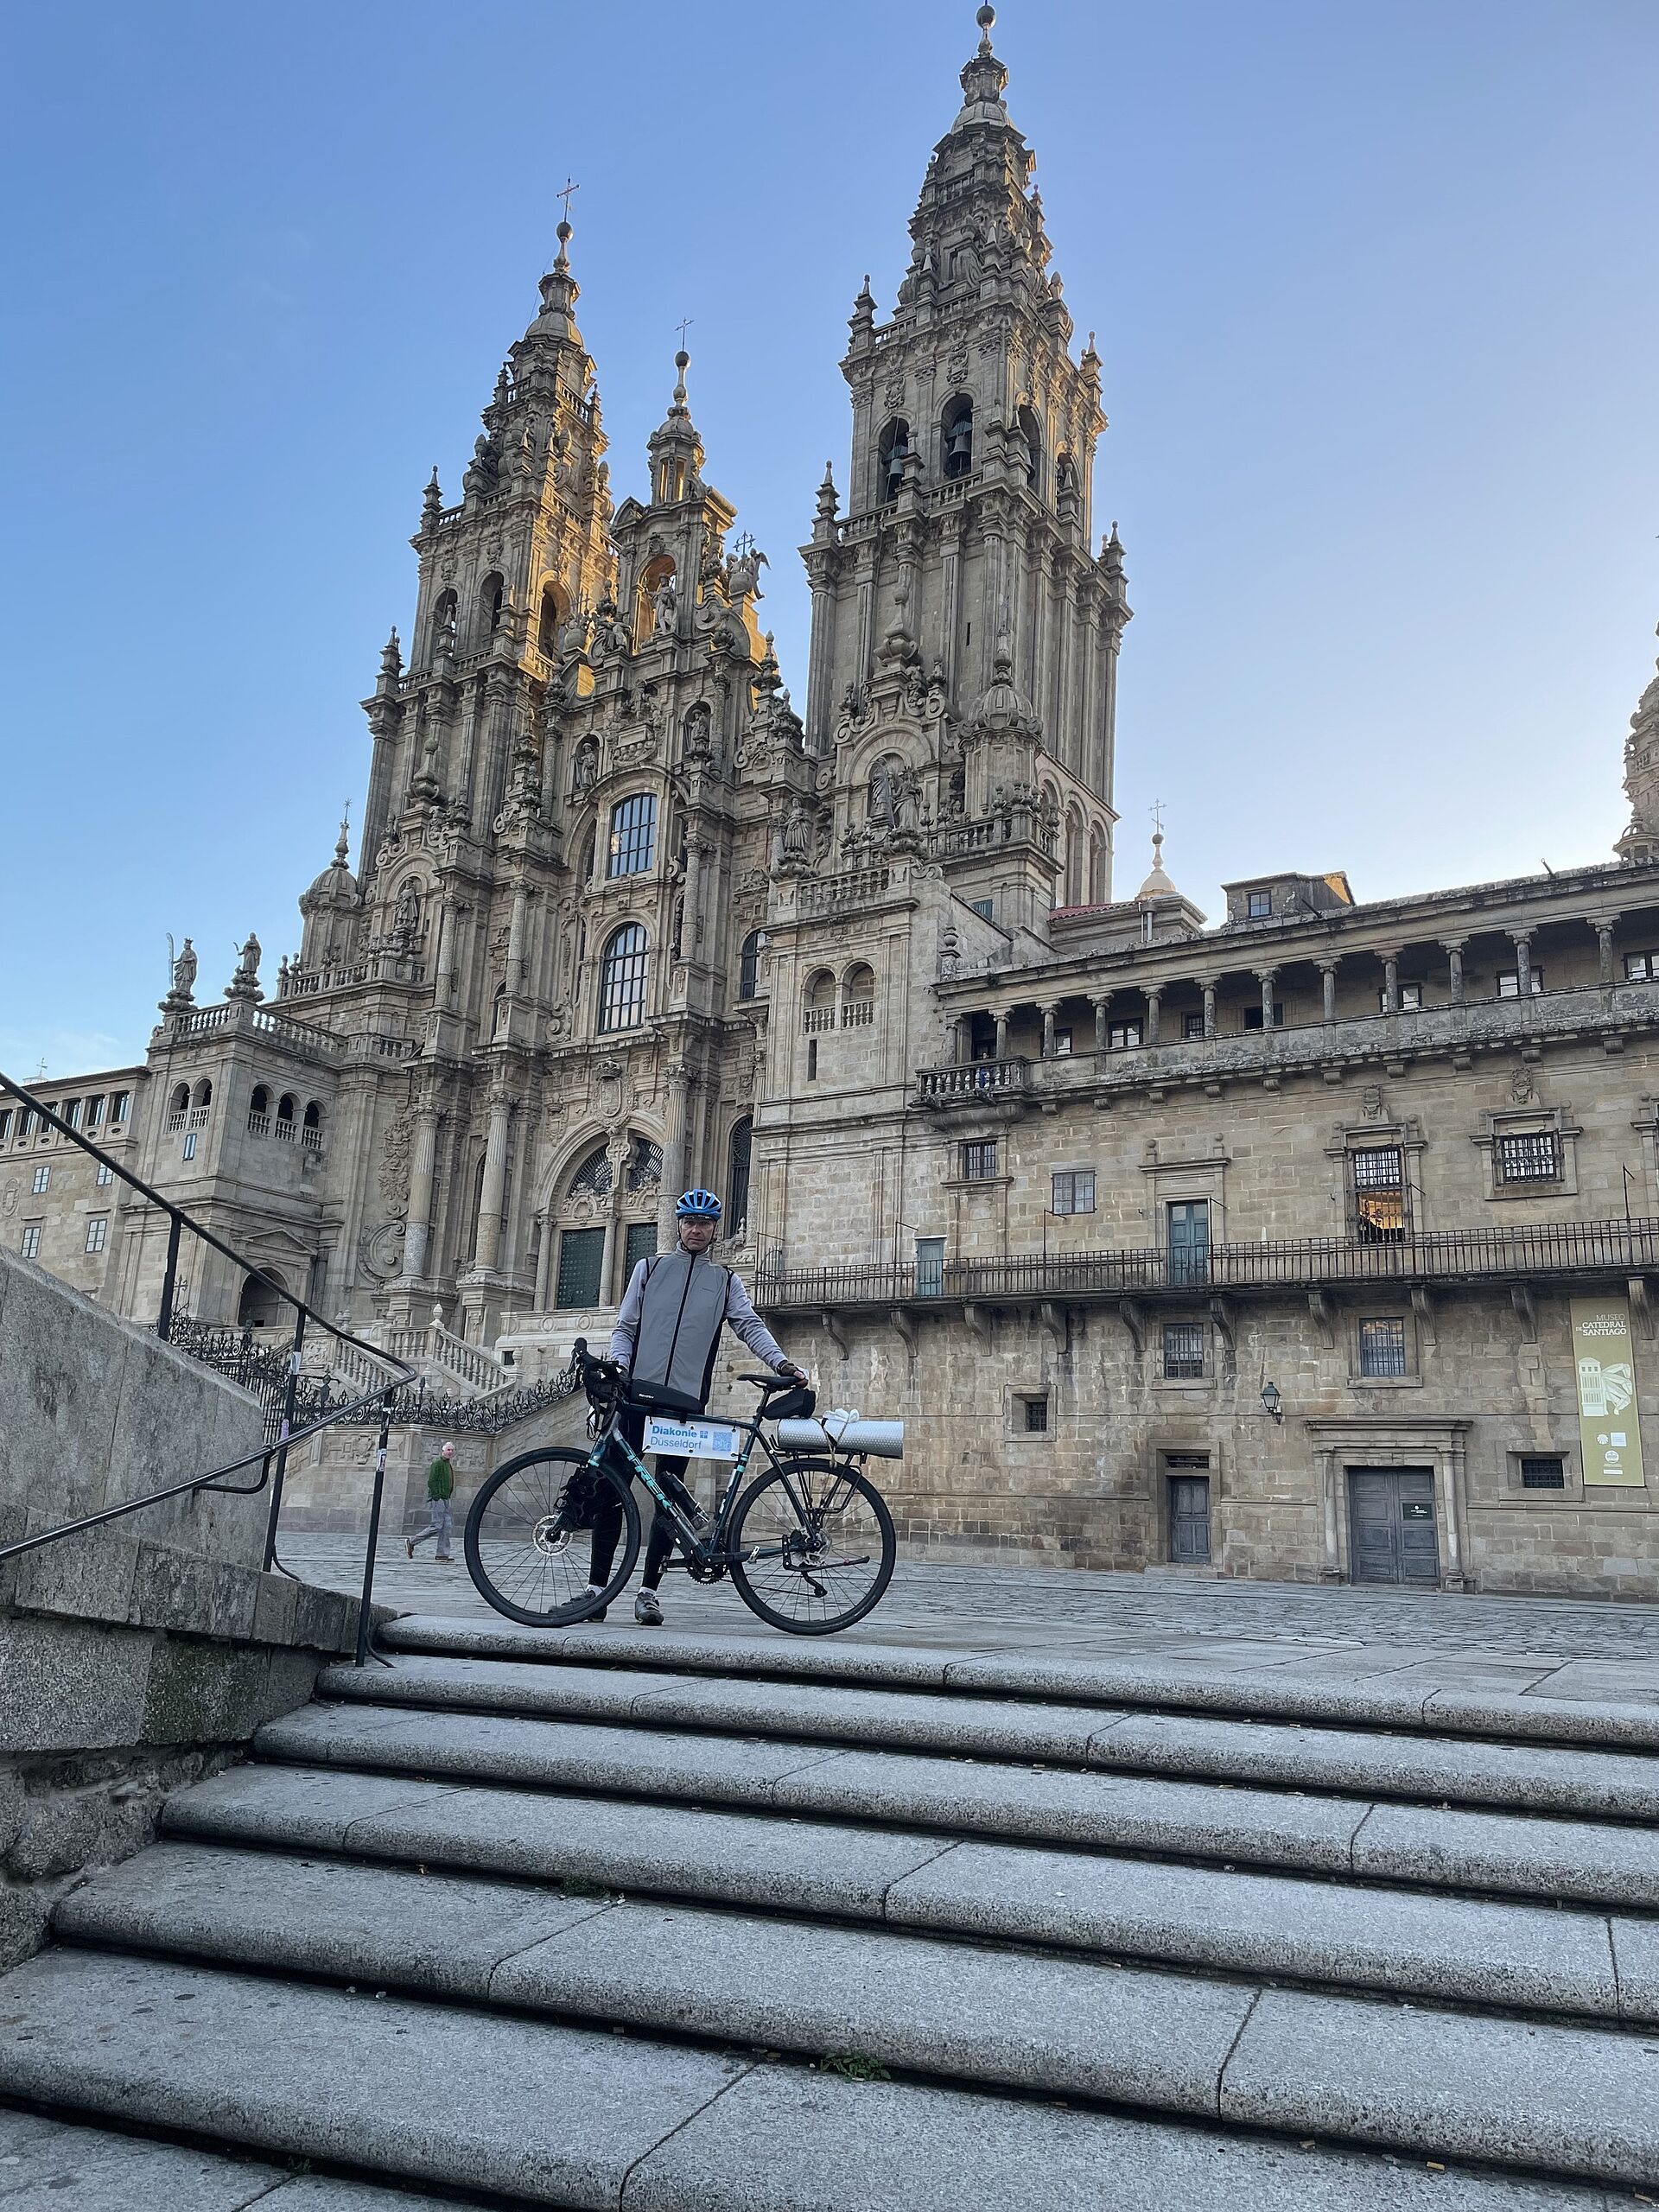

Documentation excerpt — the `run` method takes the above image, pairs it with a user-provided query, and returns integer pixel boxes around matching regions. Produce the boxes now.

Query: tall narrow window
[21,1224,41,1259]
[1166,1200,1210,1286]
[85,1217,109,1255]
[1351,1146,1407,1241]
[1015,404,1042,494]
[738,930,768,1001]
[914,1236,945,1297]
[1358,1317,1408,1377]
[607,792,657,878]
[598,924,649,1033]
[961,1140,998,1180]
[727,1116,753,1236]
[1162,1321,1205,1379]
[877,417,910,503]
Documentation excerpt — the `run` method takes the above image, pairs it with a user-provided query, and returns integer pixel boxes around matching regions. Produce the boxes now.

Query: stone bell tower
[800,2,1128,917]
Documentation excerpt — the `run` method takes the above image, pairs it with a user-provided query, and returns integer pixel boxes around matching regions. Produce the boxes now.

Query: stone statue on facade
[726,539,768,602]
[652,574,678,635]
[170,938,197,1001]
[572,737,599,795]
[869,757,897,830]
[225,931,264,1004]
[392,880,422,941]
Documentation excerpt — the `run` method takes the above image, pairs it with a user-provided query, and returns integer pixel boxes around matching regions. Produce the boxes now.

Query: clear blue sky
[3,0,1656,1075]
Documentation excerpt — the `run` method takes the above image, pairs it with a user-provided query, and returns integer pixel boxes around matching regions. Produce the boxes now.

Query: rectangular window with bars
[1162,1321,1205,1379]
[1021,1395,1049,1433]
[1051,1169,1095,1215]
[1358,1317,1408,1377]
[1519,1456,1567,1489]
[95,1162,114,1186]
[85,1216,108,1255]
[1351,1145,1407,1241]
[1183,1011,1205,1039]
[961,1140,998,1181]
[1496,1130,1561,1184]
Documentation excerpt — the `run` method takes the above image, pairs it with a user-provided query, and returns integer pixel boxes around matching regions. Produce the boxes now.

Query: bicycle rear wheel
[728,1455,895,1635]
[464,1446,640,1627]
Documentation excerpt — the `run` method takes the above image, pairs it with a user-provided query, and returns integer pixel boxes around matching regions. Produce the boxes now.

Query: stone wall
[0,1249,364,1967]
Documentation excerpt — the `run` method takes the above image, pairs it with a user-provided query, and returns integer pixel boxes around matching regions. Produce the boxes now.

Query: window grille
[1183,1012,1205,1039]
[1519,1456,1567,1489]
[1497,1131,1561,1184]
[622,1220,658,1280]
[568,1146,613,1199]
[607,793,657,879]
[85,1217,108,1255]
[968,898,993,920]
[1051,1170,1095,1215]
[727,1118,753,1233]
[1358,1317,1408,1377]
[598,925,649,1033]
[625,1138,664,1193]
[961,1141,998,1180]
[556,1227,604,1309]
[1022,1396,1049,1433]
[1162,1321,1205,1379]
[1351,1146,1407,1241]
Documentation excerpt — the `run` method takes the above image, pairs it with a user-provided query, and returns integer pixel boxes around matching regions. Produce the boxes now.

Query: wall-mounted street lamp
[1260,1380,1283,1423]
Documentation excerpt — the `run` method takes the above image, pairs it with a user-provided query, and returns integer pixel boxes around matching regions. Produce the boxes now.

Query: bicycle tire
[728,1455,896,1636]
[464,1445,640,1628]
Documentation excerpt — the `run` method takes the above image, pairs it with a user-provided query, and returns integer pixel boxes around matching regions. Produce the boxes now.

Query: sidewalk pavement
[282,1535,1659,1713]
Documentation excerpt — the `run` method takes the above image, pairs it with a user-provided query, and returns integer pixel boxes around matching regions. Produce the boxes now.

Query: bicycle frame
[584,1389,842,1573]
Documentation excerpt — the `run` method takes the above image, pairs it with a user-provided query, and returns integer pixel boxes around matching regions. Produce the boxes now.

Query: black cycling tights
[588,1408,687,1592]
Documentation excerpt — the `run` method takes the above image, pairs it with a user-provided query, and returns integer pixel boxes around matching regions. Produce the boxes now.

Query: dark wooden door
[1167,1201,1211,1287]
[1348,1468,1439,1584]
[1168,1475,1211,1563]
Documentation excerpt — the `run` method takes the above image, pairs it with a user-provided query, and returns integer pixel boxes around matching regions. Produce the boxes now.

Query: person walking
[406,1440,456,1564]
[586,1189,808,1625]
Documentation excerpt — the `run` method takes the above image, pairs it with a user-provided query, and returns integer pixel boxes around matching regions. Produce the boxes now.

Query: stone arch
[941,392,974,480]
[429,587,458,661]
[237,1266,291,1330]
[191,1077,213,1111]
[1088,824,1109,905]
[636,552,676,641]
[537,579,566,658]
[476,571,505,648]
[876,416,910,504]
[1016,403,1043,495]
[1064,804,1087,906]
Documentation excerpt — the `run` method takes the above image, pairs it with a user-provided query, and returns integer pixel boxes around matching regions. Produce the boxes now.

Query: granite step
[0,1946,1620,2209]
[380,1613,1659,1750]
[161,1764,1656,2021]
[0,2103,491,2211]
[317,1651,1659,1818]
[51,1838,1659,2183]
[257,1696,1659,1908]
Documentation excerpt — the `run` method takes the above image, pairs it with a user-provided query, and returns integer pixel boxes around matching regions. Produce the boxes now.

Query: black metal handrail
[0,1071,419,1667]
[753,1215,1659,1311]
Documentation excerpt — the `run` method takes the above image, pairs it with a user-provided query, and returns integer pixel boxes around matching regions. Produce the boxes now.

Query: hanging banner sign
[1570,1298,1646,1488]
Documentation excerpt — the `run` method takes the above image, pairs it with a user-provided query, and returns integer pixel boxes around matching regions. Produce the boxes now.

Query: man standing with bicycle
[587,1188,809,1624]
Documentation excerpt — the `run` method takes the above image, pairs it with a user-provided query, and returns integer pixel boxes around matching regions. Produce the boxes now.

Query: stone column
[1318,959,1339,1024]
[532,1211,554,1309]
[683,838,706,963]
[1041,1002,1059,1058]
[1380,950,1400,1015]
[994,1008,1010,1061]
[506,881,531,990]
[1145,987,1162,1046]
[1594,918,1619,985]
[1512,929,1534,997]
[402,1107,441,1281]
[1093,994,1113,1053]
[1256,969,1278,1029]
[599,1197,621,1306]
[657,1064,692,1247]
[1440,939,1466,1006]
[1202,981,1218,1039]
[474,1090,512,1274]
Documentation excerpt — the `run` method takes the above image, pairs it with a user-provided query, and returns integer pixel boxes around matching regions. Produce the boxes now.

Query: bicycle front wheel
[464,1446,640,1627]
[728,1456,895,1635]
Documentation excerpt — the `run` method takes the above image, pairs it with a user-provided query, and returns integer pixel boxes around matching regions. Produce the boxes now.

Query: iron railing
[0,1072,418,1667]
[753,1216,1659,1311]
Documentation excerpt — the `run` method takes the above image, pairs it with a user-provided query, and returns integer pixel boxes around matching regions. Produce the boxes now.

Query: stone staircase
[3,1619,1658,2208]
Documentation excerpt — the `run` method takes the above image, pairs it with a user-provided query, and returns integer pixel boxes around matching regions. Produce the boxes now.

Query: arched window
[877,417,910,504]
[842,963,876,1028]
[247,1085,270,1135]
[575,822,596,886]
[568,1144,613,1199]
[302,1101,323,1153]
[169,1083,190,1116]
[942,394,974,480]
[1064,806,1086,906]
[537,582,565,658]
[607,792,657,878]
[598,924,649,1033]
[738,928,768,1001]
[803,968,836,1035]
[625,1137,664,1192]
[191,1078,213,1110]
[429,588,457,660]
[1016,404,1043,494]
[479,572,505,643]
[276,1094,296,1144]
[1088,827,1108,905]
[237,1268,290,1330]
[727,1116,753,1237]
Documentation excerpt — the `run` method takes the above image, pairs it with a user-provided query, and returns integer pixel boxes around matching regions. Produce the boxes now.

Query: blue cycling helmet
[675,1188,722,1221]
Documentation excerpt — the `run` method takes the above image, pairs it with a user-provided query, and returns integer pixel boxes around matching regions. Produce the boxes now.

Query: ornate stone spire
[524,217,584,348]
[421,468,442,531]
[646,348,705,505]
[1135,827,1179,902]
[1617,623,1659,867]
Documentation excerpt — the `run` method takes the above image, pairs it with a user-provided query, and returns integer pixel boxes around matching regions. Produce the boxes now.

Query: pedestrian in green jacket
[406,1441,455,1564]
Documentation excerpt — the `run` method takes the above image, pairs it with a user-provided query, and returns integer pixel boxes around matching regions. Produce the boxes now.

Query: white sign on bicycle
[642,1415,741,1461]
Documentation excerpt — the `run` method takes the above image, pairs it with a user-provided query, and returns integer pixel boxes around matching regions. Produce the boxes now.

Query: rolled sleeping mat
[776,1412,905,1459]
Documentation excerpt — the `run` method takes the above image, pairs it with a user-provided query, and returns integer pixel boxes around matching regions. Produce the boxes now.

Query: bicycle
[462,1351,898,1636]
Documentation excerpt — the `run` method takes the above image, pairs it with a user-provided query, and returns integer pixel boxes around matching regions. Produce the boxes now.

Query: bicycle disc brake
[782,1522,830,1598]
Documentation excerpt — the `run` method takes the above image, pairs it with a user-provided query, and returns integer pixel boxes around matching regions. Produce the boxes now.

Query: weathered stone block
[141,1639,272,1747]
[0,1617,150,1757]
[128,1542,260,1640]
[10,1776,163,1883]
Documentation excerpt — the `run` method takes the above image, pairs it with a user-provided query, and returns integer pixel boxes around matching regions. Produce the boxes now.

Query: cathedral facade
[13,10,1659,1596]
